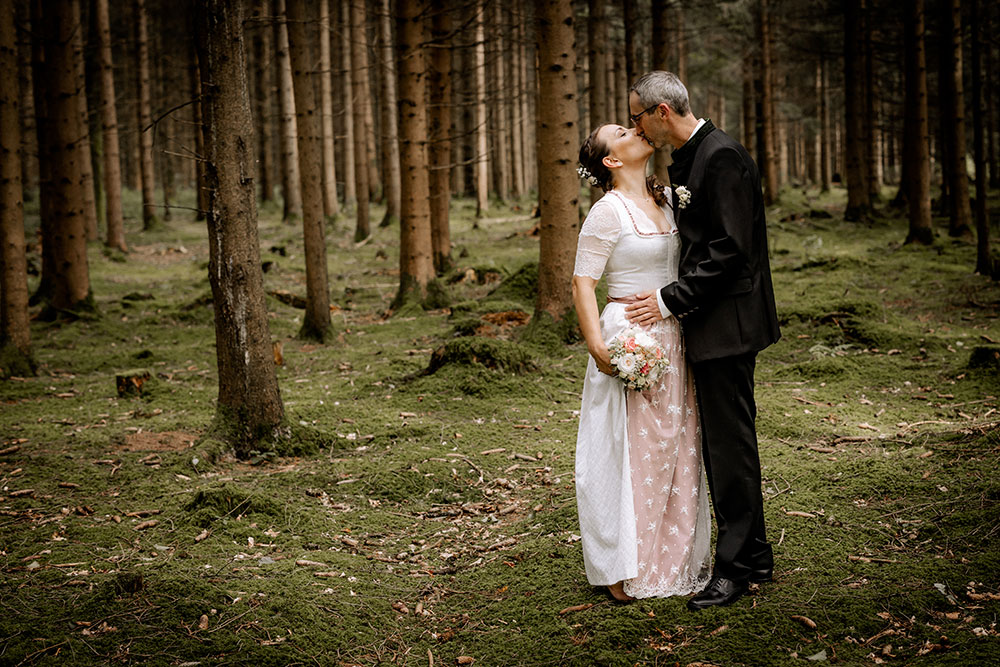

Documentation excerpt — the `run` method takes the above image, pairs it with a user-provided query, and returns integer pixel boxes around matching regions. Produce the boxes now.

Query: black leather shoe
[749,566,773,583]
[687,576,748,611]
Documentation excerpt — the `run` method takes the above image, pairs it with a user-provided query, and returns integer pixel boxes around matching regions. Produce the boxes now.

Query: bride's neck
[612,166,649,198]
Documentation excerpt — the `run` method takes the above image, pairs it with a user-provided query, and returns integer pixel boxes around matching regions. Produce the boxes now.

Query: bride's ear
[602,155,621,170]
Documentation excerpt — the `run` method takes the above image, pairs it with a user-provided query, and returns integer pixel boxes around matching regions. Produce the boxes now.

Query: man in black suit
[624,71,781,610]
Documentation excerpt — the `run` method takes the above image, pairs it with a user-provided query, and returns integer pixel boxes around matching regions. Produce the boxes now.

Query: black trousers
[692,351,772,581]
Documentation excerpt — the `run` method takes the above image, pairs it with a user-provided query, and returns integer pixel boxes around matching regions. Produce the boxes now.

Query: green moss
[486,261,538,305]
[0,342,36,378]
[426,336,536,374]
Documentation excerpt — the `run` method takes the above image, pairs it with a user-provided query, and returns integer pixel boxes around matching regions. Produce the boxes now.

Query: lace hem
[623,567,711,600]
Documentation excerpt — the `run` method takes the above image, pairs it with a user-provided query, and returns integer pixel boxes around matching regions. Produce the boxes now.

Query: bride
[572,124,711,601]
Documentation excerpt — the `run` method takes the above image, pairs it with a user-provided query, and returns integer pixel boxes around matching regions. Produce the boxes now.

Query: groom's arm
[660,146,755,318]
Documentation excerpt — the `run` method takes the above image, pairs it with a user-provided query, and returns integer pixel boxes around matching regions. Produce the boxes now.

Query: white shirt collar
[684,118,707,145]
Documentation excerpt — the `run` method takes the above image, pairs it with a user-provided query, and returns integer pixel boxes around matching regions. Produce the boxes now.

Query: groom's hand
[625,291,665,326]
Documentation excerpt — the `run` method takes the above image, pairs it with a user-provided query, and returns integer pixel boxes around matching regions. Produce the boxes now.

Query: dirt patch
[119,430,198,452]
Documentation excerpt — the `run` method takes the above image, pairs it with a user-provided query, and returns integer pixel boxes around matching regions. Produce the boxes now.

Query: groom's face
[629,92,666,149]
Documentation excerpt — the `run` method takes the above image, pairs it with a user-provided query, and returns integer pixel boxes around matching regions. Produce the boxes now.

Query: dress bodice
[573,191,679,299]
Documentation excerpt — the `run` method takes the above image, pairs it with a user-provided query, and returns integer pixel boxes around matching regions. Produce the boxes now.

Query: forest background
[1,0,999,665]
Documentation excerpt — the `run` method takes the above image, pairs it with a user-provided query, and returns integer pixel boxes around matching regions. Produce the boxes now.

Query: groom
[624,71,781,610]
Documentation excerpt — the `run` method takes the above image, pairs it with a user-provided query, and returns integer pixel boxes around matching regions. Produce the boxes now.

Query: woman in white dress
[572,124,711,601]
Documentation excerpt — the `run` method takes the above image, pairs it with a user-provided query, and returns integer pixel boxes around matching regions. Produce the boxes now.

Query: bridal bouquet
[607,326,670,391]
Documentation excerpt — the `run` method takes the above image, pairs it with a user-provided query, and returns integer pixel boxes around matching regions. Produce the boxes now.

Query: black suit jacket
[661,121,781,363]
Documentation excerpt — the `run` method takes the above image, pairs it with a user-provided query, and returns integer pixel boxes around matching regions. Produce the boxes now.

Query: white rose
[616,353,638,375]
[633,331,655,349]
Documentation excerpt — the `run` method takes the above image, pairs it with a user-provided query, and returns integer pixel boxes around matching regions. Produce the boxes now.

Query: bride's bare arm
[572,275,614,375]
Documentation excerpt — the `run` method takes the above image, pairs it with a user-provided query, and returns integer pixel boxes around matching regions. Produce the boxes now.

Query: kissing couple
[571,71,781,609]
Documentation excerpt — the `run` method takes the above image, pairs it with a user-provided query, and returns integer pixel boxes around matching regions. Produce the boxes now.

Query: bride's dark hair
[578,125,669,207]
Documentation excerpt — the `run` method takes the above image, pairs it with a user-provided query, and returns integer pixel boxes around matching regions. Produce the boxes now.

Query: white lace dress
[573,190,712,599]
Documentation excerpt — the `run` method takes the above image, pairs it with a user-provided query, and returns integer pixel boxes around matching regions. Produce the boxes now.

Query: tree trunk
[318,0,338,218]
[286,0,332,340]
[0,0,34,376]
[673,1,687,82]
[622,0,637,86]
[863,3,880,202]
[252,3,275,203]
[338,0,357,210]
[903,0,933,245]
[394,0,435,307]
[970,0,992,274]
[38,0,92,312]
[71,0,98,242]
[94,0,126,251]
[190,39,208,221]
[589,0,610,201]
[134,0,157,229]
[428,2,452,275]
[272,0,302,221]
[534,0,579,324]
[756,0,778,206]
[474,0,488,216]
[941,0,973,239]
[376,0,400,227]
[987,29,999,189]
[349,0,371,241]
[490,1,510,201]
[16,9,37,202]
[522,6,538,193]
[506,3,524,199]
[195,0,284,455]
[843,0,871,221]
[819,56,831,192]
[28,0,54,306]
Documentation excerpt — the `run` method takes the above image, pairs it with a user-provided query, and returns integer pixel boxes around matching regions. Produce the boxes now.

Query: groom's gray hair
[630,71,691,117]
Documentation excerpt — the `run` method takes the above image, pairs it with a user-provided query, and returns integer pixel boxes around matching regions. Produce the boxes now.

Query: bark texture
[37,0,92,313]
[903,0,933,246]
[286,0,332,339]
[843,0,871,220]
[474,0,488,216]
[318,0,338,217]
[376,0,400,227]
[94,0,126,251]
[428,2,452,274]
[940,0,973,239]
[0,0,33,375]
[971,0,993,274]
[272,0,302,220]
[195,0,284,454]
[534,0,579,323]
[349,0,370,241]
[394,0,435,307]
[756,0,778,206]
[135,0,157,228]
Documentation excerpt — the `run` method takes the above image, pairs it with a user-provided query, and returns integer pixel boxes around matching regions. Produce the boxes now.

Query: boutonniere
[674,185,691,209]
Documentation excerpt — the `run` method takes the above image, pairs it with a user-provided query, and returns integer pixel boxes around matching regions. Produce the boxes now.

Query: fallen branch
[558,603,594,615]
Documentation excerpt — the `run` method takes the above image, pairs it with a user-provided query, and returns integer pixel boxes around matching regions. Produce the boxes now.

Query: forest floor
[2,186,1000,667]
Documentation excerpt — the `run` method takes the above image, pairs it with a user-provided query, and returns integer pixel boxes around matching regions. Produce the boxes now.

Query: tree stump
[116,370,151,397]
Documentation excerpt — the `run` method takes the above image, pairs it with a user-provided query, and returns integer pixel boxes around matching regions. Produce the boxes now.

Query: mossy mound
[450,298,527,318]
[0,343,36,379]
[184,482,283,527]
[968,345,1000,372]
[486,262,537,306]
[426,336,536,374]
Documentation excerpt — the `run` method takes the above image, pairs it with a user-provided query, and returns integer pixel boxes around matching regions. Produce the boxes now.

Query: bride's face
[597,124,654,170]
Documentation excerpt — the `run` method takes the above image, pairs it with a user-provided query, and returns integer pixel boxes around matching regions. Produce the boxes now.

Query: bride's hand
[590,344,615,376]
[625,291,665,326]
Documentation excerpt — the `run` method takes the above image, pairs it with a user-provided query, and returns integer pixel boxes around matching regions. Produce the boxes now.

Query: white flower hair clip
[674,185,691,209]
[577,165,600,187]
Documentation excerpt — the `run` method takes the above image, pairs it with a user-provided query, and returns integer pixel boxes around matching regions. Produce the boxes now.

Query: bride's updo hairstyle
[579,125,614,192]
[578,126,669,207]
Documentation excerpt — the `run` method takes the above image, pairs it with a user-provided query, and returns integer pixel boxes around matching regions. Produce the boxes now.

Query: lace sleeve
[573,200,622,280]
